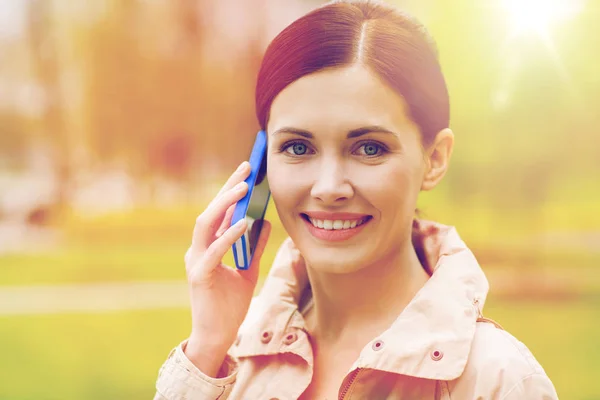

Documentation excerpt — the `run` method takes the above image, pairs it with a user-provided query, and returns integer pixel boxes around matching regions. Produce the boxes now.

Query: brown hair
[255,0,450,146]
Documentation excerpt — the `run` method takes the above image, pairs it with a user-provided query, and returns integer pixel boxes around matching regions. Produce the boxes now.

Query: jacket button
[283,332,298,345]
[372,339,385,351]
[431,349,444,361]
[260,330,273,343]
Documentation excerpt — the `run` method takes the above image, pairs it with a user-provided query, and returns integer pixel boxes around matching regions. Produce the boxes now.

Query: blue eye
[363,143,379,156]
[358,142,385,156]
[284,142,308,155]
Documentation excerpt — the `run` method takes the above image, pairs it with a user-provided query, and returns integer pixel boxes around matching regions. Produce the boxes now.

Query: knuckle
[231,181,246,194]
[195,213,206,226]
[223,188,238,202]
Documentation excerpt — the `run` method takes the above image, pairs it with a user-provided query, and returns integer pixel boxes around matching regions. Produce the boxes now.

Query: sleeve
[153,340,238,400]
[501,373,559,400]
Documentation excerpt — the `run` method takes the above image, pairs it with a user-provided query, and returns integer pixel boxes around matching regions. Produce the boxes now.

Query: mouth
[300,213,372,231]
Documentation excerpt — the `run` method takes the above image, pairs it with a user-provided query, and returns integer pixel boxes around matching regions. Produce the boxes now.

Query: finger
[239,219,271,286]
[202,161,249,234]
[191,181,248,252]
[212,161,251,204]
[198,218,248,275]
[215,203,236,238]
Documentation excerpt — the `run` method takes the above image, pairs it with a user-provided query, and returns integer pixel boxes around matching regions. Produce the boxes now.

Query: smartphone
[231,129,270,270]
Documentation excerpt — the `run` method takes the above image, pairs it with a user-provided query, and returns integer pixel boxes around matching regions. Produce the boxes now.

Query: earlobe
[421,128,454,191]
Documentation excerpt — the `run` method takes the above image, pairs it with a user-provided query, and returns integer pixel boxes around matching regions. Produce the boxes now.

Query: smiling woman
[154,1,559,399]
[266,65,449,277]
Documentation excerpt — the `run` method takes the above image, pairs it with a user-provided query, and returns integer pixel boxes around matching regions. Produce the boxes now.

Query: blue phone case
[231,130,270,270]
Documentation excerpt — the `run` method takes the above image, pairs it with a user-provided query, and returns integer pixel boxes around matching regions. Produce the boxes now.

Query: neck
[304,242,429,344]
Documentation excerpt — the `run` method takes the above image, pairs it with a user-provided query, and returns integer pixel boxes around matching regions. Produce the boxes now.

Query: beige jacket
[154,221,559,399]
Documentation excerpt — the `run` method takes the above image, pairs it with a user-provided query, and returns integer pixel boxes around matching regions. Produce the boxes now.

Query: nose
[310,158,353,204]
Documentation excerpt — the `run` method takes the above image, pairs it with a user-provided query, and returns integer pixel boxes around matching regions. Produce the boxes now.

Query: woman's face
[266,65,429,274]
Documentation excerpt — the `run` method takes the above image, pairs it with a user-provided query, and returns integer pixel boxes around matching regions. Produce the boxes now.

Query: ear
[421,128,454,191]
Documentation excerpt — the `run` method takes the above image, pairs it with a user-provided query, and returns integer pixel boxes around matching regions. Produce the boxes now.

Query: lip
[302,211,370,220]
[301,213,372,242]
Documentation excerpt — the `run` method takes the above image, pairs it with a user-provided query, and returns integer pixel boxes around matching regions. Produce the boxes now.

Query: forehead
[267,65,414,136]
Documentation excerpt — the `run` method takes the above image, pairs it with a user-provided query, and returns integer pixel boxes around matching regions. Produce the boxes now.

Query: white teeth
[307,217,368,230]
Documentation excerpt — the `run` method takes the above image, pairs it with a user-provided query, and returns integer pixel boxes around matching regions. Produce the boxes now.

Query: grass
[0,309,189,400]
[0,299,598,400]
[0,245,185,286]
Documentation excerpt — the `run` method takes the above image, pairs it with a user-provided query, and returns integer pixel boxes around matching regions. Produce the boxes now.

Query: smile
[306,217,369,230]
[300,213,372,242]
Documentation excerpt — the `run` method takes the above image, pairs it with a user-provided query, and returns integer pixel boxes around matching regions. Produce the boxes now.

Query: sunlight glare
[503,0,585,37]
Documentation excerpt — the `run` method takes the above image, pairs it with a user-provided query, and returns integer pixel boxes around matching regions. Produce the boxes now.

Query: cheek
[352,158,423,212]
[266,158,311,213]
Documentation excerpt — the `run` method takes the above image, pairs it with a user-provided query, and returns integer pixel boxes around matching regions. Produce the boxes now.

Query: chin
[301,244,370,274]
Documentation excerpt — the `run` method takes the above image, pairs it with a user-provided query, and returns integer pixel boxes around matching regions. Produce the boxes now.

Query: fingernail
[237,161,247,172]
[235,182,246,191]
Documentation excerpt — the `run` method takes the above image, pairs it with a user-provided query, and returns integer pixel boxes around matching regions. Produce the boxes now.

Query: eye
[363,143,379,156]
[356,142,386,157]
[282,141,309,156]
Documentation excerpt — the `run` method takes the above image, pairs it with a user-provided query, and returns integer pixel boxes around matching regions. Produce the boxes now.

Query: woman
[154,1,558,399]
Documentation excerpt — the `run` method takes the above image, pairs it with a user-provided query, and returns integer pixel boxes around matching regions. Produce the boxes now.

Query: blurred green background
[0,0,598,399]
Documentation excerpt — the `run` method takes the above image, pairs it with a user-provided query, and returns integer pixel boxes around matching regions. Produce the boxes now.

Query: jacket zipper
[338,368,362,400]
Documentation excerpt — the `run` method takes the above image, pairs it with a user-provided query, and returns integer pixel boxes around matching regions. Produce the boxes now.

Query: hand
[183,161,271,375]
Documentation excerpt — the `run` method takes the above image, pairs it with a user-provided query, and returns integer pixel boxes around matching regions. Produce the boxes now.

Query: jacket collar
[234,220,489,381]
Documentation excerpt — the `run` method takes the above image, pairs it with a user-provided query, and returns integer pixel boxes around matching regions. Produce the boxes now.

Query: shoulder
[469,319,546,377]
[447,320,558,399]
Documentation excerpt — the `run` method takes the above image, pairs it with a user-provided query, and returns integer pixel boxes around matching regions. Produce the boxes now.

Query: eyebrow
[271,125,399,139]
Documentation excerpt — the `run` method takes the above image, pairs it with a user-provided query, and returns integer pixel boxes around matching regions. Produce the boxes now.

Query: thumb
[238,219,271,286]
